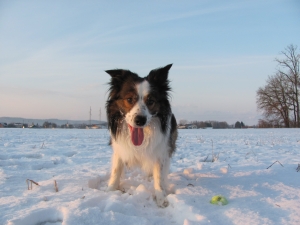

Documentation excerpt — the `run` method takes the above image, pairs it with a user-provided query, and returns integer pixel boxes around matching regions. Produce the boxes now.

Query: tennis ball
[210,195,228,205]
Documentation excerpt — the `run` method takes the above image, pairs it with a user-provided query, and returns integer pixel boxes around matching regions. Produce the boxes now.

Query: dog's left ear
[147,64,172,83]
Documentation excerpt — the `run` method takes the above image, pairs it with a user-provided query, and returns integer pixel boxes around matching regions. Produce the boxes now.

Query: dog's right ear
[105,69,126,78]
[105,69,135,95]
[105,69,131,88]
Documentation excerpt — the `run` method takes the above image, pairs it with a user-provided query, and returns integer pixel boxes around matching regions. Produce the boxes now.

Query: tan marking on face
[122,92,138,111]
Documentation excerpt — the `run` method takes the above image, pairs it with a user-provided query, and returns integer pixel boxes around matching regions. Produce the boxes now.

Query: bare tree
[179,119,188,126]
[257,73,291,127]
[258,119,273,128]
[235,121,241,128]
[257,44,300,128]
[214,121,229,129]
[275,44,300,127]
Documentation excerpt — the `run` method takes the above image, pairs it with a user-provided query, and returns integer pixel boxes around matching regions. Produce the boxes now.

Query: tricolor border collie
[105,64,177,207]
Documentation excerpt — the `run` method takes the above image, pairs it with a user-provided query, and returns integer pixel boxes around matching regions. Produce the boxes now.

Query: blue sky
[0,0,299,125]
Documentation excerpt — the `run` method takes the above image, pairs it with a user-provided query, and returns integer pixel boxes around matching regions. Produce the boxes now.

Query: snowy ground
[0,128,299,225]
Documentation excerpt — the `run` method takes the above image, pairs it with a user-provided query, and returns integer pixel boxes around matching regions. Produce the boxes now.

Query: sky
[0,0,299,125]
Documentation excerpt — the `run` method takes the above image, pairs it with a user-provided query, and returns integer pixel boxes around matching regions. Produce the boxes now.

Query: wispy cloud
[0,85,80,99]
[175,55,276,70]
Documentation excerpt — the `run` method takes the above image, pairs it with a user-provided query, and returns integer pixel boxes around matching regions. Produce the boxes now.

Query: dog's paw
[155,190,169,208]
[106,185,117,192]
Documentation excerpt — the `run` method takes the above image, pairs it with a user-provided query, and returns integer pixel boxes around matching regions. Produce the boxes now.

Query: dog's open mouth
[128,124,144,146]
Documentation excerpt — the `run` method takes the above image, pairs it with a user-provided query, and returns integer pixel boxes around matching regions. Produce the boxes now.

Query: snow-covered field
[0,128,299,225]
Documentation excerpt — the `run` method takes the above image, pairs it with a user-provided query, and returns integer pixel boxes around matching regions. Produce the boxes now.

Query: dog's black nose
[134,115,147,126]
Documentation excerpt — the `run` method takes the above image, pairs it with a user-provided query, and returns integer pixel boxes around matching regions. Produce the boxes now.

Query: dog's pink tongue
[129,125,144,146]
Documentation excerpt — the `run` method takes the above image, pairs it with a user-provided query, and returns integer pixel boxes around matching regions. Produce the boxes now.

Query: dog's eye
[127,98,133,104]
[146,99,155,106]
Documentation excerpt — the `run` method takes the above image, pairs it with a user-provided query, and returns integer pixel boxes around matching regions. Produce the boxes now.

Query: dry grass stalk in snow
[26,179,39,190]
[54,180,58,192]
[266,161,284,169]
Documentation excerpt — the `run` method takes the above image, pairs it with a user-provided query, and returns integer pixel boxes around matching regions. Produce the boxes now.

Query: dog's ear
[105,69,139,98]
[147,64,172,84]
[105,69,126,78]
[105,69,133,88]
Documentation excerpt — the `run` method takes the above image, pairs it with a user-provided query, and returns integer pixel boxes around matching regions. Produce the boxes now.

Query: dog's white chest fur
[111,117,170,175]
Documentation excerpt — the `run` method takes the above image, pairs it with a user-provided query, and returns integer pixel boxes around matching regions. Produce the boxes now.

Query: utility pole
[99,108,101,125]
[89,107,92,126]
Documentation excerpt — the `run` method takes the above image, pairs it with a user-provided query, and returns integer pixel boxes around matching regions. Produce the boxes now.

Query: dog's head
[106,64,173,146]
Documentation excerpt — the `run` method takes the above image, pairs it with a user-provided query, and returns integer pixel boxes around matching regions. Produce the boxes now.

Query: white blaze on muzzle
[125,80,152,146]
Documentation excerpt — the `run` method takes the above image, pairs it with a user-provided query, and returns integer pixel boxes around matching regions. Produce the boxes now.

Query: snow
[0,128,300,225]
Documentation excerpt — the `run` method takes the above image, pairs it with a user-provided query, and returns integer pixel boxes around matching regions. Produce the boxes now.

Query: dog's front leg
[107,152,123,191]
[153,160,169,207]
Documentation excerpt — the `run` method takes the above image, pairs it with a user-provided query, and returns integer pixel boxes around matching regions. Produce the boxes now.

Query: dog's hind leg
[107,152,123,191]
[153,158,170,207]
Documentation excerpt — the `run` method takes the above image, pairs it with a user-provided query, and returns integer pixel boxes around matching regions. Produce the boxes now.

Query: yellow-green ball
[210,195,228,205]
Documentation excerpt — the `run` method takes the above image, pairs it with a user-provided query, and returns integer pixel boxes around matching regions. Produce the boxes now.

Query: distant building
[14,123,23,128]
[186,124,197,129]
[85,123,108,129]
[178,124,198,129]
[61,122,74,129]
[28,123,39,128]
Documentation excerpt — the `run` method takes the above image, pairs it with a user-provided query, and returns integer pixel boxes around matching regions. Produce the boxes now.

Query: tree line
[256,45,299,128]
[190,120,230,129]
[178,120,248,129]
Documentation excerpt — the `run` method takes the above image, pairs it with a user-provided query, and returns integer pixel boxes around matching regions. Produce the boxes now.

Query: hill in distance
[0,117,107,126]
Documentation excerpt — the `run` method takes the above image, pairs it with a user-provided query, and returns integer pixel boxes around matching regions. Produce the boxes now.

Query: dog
[105,64,178,207]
